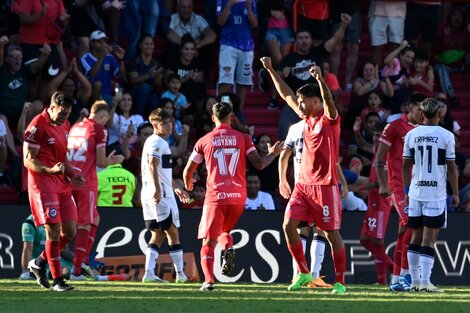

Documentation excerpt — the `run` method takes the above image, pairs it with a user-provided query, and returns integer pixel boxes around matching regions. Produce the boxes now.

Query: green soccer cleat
[331,282,347,294]
[287,272,313,291]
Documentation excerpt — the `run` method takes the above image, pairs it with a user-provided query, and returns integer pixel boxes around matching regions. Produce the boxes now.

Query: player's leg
[308,227,332,288]
[142,222,167,283]
[219,204,244,276]
[292,224,309,280]
[47,222,74,291]
[165,224,187,283]
[71,190,93,279]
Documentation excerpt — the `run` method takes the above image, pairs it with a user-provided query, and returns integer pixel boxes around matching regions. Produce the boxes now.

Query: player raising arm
[183,101,283,291]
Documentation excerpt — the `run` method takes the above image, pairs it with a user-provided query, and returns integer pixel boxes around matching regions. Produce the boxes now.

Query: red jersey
[189,124,256,205]
[299,112,340,186]
[67,118,107,190]
[379,114,417,190]
[24,109,71,193]
[16,0,65,44]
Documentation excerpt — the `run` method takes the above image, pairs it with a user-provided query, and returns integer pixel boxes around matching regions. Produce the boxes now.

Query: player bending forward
[403,98,459,293]
[183,102,283,291]
[141,108,190,283]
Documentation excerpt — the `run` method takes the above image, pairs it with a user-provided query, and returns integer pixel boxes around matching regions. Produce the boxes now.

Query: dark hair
[166,73,181,86]
[212,102,233,121]
[137,122,152,135]
[295,29,312,39]
[296,83,322,101]
[400,46,415,57]
[181,33,196,48]
[414,50,430,63]
[149,108,171,124]
[254,133,271,145]
[366,90,383,102]
[51,92,73,108]
[365,111,380,121]
[408,92,426,106]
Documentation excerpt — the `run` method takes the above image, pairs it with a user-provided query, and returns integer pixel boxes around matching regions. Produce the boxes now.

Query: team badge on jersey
[48,207,58,219]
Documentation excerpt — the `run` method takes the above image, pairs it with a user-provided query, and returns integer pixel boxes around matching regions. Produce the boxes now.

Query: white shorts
[368,16,404,46]
[218,44,253,86]
[142,197,180,228]
[408,198,447,228]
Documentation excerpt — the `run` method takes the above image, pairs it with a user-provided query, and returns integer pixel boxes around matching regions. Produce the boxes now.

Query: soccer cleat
[81,263,96,279]
[389,282,406,292]
[142,274,168,283]
[308,276,333,288]
[331,282,347,294]
[399,274,411,291]
[28,259,50,289]
[410,283,421,292]
[175,272,188,283]
[420,283,444,293]
[258,68,269,93]
[52,278,74,292]
[288,272,313,291]
[69,274,88,281]
[199,282,215,291]
[221,248,236,276]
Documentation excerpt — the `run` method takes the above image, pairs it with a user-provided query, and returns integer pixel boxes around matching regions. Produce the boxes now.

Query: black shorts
[145,212,173,232]
[21,43,60,80]
[404,2,440,44]
[408,211,446,229]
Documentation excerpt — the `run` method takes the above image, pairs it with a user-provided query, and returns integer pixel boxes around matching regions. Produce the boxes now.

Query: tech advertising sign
[1,206,470,285]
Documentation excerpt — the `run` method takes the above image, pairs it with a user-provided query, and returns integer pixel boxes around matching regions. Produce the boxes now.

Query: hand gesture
[39,44,51,56]
[260,57,273,71]
[309,65,323,81]
[110,0,126,10]
[80,107,89,117]
[184,177,197,191]
[267,140,284,156]
[126,123,135,138]
[114,47,125,60]
[279,180,292,199]
[107,150,124,164]
[49,162,65,174]
[400,40,409,49]
[0,36,8,46]
[182,124,190,136]
[340,184,349,199]
[175,188,190,203]
[23,102,32,114]
[71,174,85,187]
[340,13,352,25]
[353,116,362,132]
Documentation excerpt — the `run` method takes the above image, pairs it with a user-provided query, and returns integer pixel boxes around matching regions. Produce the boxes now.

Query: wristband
[404,186,410,195]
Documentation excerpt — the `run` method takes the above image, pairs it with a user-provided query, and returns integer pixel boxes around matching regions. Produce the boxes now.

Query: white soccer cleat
[175,272,188,283]
[69,273,89,281]
[409,283,421,292]
[420,283,444,293]
[142,274,169,283]
[199,282,215,291]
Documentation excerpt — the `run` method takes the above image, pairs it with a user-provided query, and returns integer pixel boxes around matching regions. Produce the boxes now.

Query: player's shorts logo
[49,208,58,218]
[404,206,409,215]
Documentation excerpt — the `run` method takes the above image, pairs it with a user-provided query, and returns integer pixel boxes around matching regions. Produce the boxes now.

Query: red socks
[287,241,309,274]
[200,245,215,283]
[73,228,89,275]
[401,228,412,270]
[85,224,98,264]
[393,232,403,276]
[332,247,346,284]
[46,240,61,279]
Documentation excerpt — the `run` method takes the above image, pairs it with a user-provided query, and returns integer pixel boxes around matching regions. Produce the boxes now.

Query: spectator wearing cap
[81,30,126,105]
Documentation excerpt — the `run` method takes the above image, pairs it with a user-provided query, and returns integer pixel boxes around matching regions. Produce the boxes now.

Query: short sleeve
[21,222,35,242]
[24,121,45,150]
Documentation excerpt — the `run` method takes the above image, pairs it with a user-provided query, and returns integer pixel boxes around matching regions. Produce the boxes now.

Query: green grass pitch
[1,280,469,313]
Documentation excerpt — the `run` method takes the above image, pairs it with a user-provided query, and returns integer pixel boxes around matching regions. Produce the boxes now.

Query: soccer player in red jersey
[261,56,346,294]
[376,92,425,291]
[23,92,85,291]
[182,102,283,291]
[67,101,124,280]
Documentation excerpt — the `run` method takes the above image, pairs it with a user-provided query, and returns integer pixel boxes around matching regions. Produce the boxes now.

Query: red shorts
[285,184,342,231]
[29,191,77,226]
[198,204,244,240]
[72,189,99,225]
[361,191,392,239]
[390,189,408,226]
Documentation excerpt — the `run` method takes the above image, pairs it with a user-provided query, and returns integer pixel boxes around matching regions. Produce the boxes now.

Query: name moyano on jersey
[212,136,237,146]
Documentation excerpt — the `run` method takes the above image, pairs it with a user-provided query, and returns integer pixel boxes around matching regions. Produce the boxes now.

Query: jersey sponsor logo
[415,180,438,187]
[48,208,58,218]
[48,137,56,145]
[217,192,242,200]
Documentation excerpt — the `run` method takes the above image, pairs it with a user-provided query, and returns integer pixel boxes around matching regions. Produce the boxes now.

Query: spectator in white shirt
[245,172,275,210]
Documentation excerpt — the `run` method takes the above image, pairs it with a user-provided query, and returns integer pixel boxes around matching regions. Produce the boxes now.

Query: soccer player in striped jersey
[403,98,459,292]
[141,108,190,283]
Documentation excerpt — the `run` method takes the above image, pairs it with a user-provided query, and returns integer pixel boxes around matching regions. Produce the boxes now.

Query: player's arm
[402,158,413,198]
[247,141,284,170]
[337,163,348,199]
[217,0,235,26]
[375,142,391,196]
[309,65,336,119]
[447,159,460,209]
[21,241,33,273]
[149,156,161,203]
[96,147,124,168]
[278,146,293,199]
[183,160,198,192]
[172,180,189,203]
[260,57,300,116]
[23,144,64,174]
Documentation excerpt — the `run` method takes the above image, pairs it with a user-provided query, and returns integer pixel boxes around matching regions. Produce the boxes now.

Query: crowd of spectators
[0,0,469,212]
